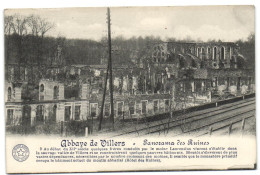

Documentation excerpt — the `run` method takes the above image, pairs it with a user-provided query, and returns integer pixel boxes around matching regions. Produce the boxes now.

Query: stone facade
[39,79,64,101]
[151,42,240,69]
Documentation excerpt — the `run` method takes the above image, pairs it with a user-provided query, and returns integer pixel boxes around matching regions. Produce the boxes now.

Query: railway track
[171,108,255,137]
[196,114,255,137]
[112,97,255,138]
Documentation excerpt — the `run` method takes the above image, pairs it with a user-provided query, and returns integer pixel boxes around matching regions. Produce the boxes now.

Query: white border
[0,0,259,175]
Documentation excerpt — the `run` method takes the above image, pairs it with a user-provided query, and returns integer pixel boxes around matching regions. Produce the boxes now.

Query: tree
[11,14,28,36]
[39,18,55,38]
[27,15,41,36]
[236,33,255,69]
[4,14,56,82]
[4,16,14,35]
[4,15,14,64]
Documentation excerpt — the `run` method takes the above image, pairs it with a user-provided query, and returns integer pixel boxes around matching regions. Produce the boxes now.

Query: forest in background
[4,14,255,68]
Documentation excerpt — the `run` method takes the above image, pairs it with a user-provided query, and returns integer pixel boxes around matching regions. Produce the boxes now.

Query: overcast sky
[5,6,255,42]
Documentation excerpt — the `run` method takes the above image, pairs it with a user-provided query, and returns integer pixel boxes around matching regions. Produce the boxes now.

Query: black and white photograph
[3,4,257,173]
[4,6,255,138]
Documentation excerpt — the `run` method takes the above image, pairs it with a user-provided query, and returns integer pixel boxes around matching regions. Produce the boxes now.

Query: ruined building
[5,41,255,131]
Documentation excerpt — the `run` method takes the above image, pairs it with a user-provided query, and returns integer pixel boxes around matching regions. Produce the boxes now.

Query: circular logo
[12,144,30,162]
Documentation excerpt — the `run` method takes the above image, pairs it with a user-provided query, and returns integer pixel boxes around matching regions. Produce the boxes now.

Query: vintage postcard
[4,6,256,173]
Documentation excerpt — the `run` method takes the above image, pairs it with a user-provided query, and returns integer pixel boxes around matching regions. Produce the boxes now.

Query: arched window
[207,47,211,59]
[40,84,44,92]
[213,47,217,60]
[53,86,59,100]
[220,46,225,60]
[201,47,205,59]
[7,109,13,125]
[8,87,11,101]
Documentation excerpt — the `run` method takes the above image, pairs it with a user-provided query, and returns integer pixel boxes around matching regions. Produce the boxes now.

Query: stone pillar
[81,84,90,99]
[207,91,212,102]
[14,87,22,102]
[14,105,23,126]
[44,104,48,123]
[45,83,52,100]
[191,81,195,92]
[59,84,65,100]
[234,56,237,69]
[71,103,75,120]
[171,80,176,109]
[57,103,65,122]
[81,101,88,120]
[31,105,37,126]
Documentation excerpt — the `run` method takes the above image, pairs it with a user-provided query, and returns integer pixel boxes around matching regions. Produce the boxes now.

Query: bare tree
[11,14,28,36]
[27,15,41,36]
[4,15,14,35]
[5,15,14,64]
[39,18,55,38]
[10,14,55,37]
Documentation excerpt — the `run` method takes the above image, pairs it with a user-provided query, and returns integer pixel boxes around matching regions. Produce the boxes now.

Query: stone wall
[39,80,64,101]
